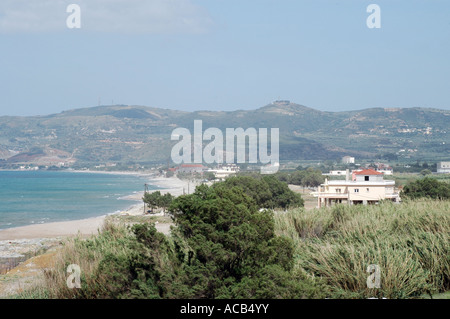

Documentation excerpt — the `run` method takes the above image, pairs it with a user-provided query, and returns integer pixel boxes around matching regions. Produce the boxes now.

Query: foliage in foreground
[31,182,320,299]
[274,199,450,298]
[216,175,304,209]
[19,177,449,299]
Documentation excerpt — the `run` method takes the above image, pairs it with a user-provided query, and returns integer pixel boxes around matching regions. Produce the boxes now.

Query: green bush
[216,175,304,209]
[169,183,317,298]
[402,176,449,200]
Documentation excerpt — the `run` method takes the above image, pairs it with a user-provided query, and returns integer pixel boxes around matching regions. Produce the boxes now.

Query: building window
[365,176,369,181]
[366,188,370,192]
[336,188,341,193]
[354,189,359,193]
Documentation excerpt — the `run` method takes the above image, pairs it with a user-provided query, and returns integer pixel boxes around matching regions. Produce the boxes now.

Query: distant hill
[0,102,448,166]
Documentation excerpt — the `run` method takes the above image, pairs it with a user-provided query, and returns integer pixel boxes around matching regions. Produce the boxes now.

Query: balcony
[312,192,349,199]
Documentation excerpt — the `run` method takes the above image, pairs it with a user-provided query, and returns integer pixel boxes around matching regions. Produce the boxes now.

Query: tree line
[143,191,175,213]
[402,177,449,200]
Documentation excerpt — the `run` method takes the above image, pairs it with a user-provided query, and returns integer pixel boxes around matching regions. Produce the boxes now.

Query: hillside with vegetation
[0,102,448,167]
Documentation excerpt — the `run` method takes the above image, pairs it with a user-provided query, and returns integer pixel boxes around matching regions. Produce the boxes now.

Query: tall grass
[17,199,449,299]
[33,219,135,298]
[23,218,180,299]
[274,199,450,298]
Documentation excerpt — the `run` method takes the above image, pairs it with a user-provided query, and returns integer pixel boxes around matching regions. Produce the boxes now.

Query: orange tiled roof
[354,169,383,175]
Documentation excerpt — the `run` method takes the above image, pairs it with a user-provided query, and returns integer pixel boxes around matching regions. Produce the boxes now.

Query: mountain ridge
[0,102,448,165]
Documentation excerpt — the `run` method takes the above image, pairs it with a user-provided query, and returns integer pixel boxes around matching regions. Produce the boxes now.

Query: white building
[342,156,355,164]
[312,169,400,207]
[376,169,393,175]
[437,162,450,174]
[324,170,348,176]
[207,164,240,180]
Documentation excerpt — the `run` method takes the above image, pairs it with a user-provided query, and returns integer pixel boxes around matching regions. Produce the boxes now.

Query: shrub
[169,183,316,298]
[217,175,304,209]
[402,177,449,200]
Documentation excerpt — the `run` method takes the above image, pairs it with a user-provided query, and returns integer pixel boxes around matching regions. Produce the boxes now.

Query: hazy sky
[1,0,449,116]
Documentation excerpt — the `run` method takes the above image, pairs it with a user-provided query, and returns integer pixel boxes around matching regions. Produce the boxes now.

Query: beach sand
[0,175,197,241]
[123,175,203,200]
[0,216,106,241]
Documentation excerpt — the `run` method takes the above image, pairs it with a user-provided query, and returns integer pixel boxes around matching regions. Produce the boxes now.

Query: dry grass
[274,199,450,298]
[21,219,133,298]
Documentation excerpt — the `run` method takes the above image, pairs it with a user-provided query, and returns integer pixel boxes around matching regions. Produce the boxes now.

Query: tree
[216,175,271,208]
[402,177,450,200]
[289,170,303,185]
[55,177,323,299]
[168,183,315,298]
[216,175,304,209]
[274,171,290,183]
[143,191,162,211]
[143,191,175,213]
[160,193,175,213]
[94,222,180,299]
[204,171,216,181]
[300,167,325,188]
[262,175,304,209]
[420,169,432,176]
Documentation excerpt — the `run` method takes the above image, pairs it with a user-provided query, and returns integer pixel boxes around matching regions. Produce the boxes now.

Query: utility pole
[143,183,149,214]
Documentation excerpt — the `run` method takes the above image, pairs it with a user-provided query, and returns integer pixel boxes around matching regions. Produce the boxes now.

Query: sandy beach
[0,215,106,241]
[0,175,200,242]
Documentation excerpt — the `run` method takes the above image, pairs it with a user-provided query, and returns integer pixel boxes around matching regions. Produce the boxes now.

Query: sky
[0,0,449,116]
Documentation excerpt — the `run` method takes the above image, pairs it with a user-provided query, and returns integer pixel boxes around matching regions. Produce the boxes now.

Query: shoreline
[0,175,200,241]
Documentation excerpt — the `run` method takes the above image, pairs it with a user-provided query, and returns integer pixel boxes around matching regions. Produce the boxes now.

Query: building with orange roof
[312,169,400,208]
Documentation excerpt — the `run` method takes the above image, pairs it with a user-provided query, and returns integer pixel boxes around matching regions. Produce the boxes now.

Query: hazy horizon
[1,0,449,116]
[1,101,450,118]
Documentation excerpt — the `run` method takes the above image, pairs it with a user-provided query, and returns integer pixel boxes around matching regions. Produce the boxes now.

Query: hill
[0,102,448,166]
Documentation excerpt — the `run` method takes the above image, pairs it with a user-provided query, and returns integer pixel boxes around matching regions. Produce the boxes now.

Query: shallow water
[0,171,157,230]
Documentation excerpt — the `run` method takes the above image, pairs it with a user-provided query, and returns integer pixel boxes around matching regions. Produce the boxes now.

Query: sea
[0,170,158,230]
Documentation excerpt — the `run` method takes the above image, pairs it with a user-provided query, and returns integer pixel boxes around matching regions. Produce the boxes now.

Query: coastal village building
[207,164,240,180]
[374,162,393,175]
[313,169,400,207]
[437,161,450,174]
[342,156,355,164]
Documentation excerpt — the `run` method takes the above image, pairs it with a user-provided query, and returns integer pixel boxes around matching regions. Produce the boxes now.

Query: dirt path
[0,247,59,298]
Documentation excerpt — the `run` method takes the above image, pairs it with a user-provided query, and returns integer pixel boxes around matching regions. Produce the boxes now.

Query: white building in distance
[437,162,450,174]
[207,164,240,180]
[342,156,355,164]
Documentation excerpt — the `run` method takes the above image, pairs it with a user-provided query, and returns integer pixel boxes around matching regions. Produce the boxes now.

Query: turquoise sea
[0,170,158,230]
